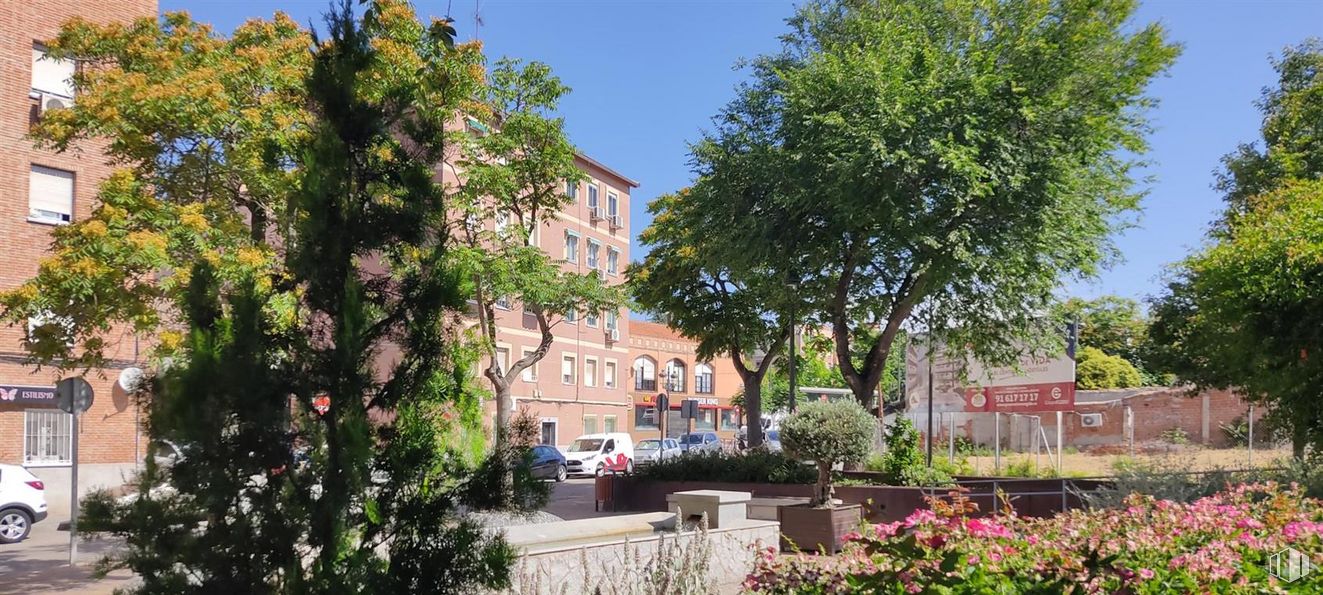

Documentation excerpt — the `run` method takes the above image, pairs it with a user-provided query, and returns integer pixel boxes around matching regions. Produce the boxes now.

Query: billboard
[904,338,1075,414]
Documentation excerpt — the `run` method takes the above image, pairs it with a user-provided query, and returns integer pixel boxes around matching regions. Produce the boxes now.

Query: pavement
[0,477,611,594]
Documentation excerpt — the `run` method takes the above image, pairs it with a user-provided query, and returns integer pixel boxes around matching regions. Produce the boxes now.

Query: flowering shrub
[744,482,1323,593]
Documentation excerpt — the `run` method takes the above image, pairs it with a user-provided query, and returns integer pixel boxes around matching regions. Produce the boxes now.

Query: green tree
[687,0,1179,411]
[779,399,875,506]
[33,2,516,591]
[1150,181,1323,459]
[1075,346,1143,390]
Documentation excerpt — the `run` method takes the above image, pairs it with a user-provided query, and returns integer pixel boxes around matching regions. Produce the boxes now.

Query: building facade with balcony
[0,0,159,502]
[478,156,637,449]
[627,320,742,443]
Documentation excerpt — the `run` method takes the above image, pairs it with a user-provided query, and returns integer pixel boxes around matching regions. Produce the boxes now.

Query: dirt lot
[959,446,1292,477]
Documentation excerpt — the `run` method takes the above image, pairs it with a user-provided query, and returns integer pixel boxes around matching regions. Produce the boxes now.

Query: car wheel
[0,509,32,544]
[594,463,606,478]
[625,459,634,474]
[555,464,567,482]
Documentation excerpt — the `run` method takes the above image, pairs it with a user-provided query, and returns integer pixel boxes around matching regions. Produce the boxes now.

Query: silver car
[634,438,681,467]
[678,432,722,454]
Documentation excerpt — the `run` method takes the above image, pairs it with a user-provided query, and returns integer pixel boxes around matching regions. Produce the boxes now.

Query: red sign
[312,393,331,416]
[963,382,1075,413]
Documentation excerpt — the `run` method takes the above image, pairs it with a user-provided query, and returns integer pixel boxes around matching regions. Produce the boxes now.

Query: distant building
[627,321,742,443]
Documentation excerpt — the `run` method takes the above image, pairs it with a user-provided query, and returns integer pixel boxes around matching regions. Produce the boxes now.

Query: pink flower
[968,554,981,565]
[905,509,937,528]
[1139,568,1155,580]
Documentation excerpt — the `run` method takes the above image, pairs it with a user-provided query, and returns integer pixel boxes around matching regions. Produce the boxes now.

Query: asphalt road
[0,477,610,594]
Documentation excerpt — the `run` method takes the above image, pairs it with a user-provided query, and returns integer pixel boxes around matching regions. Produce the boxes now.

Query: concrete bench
[666,489,751,529]
[747,496,812,521]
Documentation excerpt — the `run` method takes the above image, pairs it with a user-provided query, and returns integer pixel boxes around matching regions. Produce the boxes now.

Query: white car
[0,464,48,544]
[634,438,681,468]
[564,433,635,477]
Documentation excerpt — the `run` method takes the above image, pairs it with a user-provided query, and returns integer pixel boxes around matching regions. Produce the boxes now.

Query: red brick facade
[0,1,158,469]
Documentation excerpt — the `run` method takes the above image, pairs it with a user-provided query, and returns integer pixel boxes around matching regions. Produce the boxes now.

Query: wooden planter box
[777,503,862,554]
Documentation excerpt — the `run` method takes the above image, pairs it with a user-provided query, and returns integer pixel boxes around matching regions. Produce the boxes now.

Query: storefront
[631,393,740,440]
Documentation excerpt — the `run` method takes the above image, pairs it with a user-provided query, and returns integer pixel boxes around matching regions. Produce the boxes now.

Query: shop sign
[0,384,58,406]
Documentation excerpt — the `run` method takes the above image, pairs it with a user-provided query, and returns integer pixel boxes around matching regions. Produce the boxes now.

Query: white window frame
[24,409,72,466]
[494,295,512,310]
[29,165,74,225]
[584,356,598,388]
[540,418,558,446]
[603,414,618,433]
[604,359,618,389]
[585,311,599,328]
[607,248,620,275]
[605,310,618,331]
[521,348,539,381]
[565,309,578,324]
[587,239,601,270]
[582,414,598,435]
[564,231,580,263]
[565,179,578,200]
[587,184,599,212]
[32,45,75,99]
[695,363,715,394]
[607,193,619,218]
[494,344,511,376]
[562,354,577,385]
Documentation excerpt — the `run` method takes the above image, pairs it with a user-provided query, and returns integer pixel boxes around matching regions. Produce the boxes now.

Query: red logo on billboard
[313,393,331,416]
[965,382,1074,413]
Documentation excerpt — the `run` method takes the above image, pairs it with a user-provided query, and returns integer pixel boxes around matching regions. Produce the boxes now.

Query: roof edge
[577,152,639,188]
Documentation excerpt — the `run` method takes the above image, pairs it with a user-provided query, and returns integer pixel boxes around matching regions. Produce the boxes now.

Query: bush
[781,400,875,506]
[864,418,956,486]
[1075,346,1144,389]
[745,483,1323,594]
[1220,414,1287,447]
[634,449,815,485]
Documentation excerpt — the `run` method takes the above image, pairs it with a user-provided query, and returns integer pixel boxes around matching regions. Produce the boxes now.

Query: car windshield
[568,438,603,452]
[636,439,661,450]
[680,434,706,444]
[766,431,779,441]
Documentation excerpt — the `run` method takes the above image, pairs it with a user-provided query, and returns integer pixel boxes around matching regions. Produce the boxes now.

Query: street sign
[312,393,331,416]
[655,392,669,412]
[680,399,700,419]
[55,377,94,414]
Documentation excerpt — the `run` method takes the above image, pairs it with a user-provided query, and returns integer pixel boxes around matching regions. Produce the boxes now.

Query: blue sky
[163,0,1323,305]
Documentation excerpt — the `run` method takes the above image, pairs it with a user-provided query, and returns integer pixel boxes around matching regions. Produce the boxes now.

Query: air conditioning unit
[590,207,605,222]
[597,268,607,280]
[607,328,620,342]
[1079,413,1103,428]
[38,92,73,114]
[609,214,622,230]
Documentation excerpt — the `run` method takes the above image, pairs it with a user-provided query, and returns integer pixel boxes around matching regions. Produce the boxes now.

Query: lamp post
[787,283,798,413]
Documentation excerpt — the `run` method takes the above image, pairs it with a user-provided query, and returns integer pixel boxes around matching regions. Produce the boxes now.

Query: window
[604,360,617,389]
[604,415,618,433]
[720,409,739,431]
[695,363,714,394]
[564,231,579,263]
[527,220,540,247]
[540,420,557,445]
[665,359,687,393]
[634,405,658,429]
[521,348,538,381]
[494,210,511,237]
[582,415,598,435]
[565,179,578,200]
[562,355,576,384]
[32,46,75,98]
[584,357,598,388]
[588,184,599,212]
[633,357,656,391]
[565,309,578,324]
[494,346,510,376]
[694,408,716,431]
[495,295,512,310]
[24,409,71,465]
[607,193,619,218]
[587,240,600,269]
[28,311,73,347]
[585,312,599,327]
[607,248,620,275]
[29,165,73,224]
[605,310,618,331]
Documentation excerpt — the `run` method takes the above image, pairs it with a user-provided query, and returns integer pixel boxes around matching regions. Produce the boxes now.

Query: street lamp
[787,283,798,413]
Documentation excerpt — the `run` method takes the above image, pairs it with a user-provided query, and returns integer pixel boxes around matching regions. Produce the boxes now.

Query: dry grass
[960,447,1292,477]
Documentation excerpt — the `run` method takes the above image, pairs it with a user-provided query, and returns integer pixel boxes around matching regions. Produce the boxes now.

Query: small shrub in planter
[777,400,874,553]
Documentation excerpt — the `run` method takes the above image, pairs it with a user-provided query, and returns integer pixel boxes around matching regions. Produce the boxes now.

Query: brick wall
[0,1,158,467]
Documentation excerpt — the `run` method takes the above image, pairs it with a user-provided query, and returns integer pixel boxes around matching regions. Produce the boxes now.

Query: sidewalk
[0,520,132,595]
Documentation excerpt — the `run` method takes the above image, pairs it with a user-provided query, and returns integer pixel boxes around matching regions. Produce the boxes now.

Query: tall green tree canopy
[663,0,1179,410]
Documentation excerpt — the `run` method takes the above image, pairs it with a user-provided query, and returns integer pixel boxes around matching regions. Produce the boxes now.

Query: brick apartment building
[628,320,743,443]
[472,157,638,449]
[0,1,159,501]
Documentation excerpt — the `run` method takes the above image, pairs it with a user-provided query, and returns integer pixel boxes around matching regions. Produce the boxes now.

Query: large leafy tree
[450,59,625,439]
[689,0,1178,410]
[19,2,517,591]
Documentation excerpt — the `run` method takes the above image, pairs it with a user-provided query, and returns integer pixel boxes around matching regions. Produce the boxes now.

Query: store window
[634,405,658,429]
[24,409,71,465]
[720,409,739,431]
[694,408,716,431]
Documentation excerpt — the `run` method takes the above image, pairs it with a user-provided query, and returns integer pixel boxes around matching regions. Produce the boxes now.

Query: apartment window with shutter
[565,309,577,324]
[607,193,619,217]
[587,184,599,211]
[607,248,619,275]
[32,46,75,98]
[562,355,576,385]
[495,346,510,376]
[585,312,598,327]
[604,415,618,433]
[565,179,577,200]
[29,165,73,224]
[564,231,579,263]
[521,348,538,381]
[587,240,600,269]
[604,360,617,389]
[584,358,598,387]
[582,415,598,435]
[605,310,618,331]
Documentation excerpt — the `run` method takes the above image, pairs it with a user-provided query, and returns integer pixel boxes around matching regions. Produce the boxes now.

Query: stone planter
[776,503,862,554]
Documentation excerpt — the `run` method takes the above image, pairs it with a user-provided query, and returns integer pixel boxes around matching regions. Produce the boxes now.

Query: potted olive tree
[777,399,874,553]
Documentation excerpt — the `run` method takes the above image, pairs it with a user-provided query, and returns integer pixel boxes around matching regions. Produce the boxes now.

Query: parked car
[564,433,635,477]
[0,464,48,544]
[764,430,783,452]
[528,445,567,482]
[678,432,722,454]
[634,438,681,467]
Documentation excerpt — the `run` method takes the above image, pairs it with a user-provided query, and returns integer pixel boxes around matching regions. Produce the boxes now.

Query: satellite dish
[118,367,145,392]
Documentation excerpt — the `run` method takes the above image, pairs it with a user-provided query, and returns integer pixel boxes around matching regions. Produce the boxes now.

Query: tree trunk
[1292,424,1308,461]
[493,382,512,435]
[745,379,764,449]
[814,461,832,508]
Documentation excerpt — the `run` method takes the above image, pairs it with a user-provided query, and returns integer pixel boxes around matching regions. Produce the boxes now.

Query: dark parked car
[529,445,567,482]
